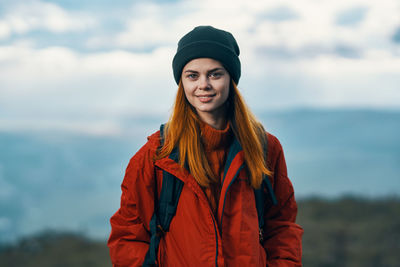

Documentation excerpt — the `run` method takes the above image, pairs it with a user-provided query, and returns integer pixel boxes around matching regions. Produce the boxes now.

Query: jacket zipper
[210,210,219,267]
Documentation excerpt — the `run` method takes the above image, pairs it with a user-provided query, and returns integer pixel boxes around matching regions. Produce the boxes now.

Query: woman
[108,25,303,266]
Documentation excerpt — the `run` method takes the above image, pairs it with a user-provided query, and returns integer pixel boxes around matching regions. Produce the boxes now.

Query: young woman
[108,25,303,267]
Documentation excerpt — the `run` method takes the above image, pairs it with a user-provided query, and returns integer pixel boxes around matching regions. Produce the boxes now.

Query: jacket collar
[154,135,246,226]
[154,134,245,198]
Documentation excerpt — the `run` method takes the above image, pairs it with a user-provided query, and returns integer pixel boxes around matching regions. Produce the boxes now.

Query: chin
[196,105,224,114]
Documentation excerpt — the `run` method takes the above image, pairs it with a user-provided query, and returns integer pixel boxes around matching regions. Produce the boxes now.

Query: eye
[209,72,223,78]
[186,73,198,79]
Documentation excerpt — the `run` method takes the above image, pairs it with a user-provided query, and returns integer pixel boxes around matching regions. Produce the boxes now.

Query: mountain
[0,108,399,243]
[258,108,400,197]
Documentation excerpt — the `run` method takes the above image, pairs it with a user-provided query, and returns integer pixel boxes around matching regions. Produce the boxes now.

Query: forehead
[183,58,225,71]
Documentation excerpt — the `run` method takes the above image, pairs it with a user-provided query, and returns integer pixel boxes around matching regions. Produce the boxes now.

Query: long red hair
[156,80,272,189]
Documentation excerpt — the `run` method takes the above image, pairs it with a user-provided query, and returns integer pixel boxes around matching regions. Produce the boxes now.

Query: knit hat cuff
[172,40,241,85]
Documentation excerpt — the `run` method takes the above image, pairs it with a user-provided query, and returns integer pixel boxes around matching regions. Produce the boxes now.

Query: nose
[198,75,211,90]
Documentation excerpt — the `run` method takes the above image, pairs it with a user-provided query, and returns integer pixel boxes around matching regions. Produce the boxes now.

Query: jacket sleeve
[263,135,303,267]
[107,139,157,267]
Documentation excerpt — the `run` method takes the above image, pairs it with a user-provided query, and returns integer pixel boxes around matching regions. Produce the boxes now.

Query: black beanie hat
[172,25,241,85]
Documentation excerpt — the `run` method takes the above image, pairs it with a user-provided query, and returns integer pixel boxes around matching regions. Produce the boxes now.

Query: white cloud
[0,0,96,39]
[0,21,11,39]
[94,0,400,61]
[86,1,189,49]
[0,43,174,81]
[0,0,400,133]
[0,43,176,126]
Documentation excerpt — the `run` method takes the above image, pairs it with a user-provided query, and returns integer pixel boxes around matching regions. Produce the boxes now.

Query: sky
[0,0,400,135]
[0,0,399,242]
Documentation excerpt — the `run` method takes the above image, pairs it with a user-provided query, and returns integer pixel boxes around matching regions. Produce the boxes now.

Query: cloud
[260,6,299,22]
[333,44,362,58]
[0,42,176,129]
[86,0,400,57]
[1,0,400,134]
[0,21,11,39]
[254,43,362,59]
[86,1,191,50]
[392,27,400,44]
[0,0,96,40]
[335,6,369,26]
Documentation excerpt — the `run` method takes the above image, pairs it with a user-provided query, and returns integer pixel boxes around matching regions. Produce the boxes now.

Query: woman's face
[181,58,230,122]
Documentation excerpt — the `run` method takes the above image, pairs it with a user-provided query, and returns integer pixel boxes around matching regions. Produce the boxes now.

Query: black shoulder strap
[143,124,184,266]
[254,133,278,243]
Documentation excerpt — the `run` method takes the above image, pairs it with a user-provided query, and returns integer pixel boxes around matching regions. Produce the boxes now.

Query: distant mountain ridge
[0,108,399,242]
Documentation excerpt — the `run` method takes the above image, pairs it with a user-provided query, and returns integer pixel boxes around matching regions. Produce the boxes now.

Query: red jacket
[108,130,303,266]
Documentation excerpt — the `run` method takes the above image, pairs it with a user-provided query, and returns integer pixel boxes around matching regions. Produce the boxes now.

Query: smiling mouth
[197,94,215,102]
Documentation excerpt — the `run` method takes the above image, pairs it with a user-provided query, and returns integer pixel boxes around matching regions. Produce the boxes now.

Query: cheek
[182,84,192,98]
[221,84,230,101]
[182,86,196,106]
[224,87,230,99]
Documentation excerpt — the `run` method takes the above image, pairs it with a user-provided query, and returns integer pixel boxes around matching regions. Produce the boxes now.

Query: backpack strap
[254,133,278,243]
[144,124,277,265]
[143,124,184,266]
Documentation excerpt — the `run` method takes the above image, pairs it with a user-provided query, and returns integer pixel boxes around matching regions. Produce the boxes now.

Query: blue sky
[0,0,399,135]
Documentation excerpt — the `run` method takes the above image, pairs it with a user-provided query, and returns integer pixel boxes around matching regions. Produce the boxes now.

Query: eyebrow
[184,67,225,73]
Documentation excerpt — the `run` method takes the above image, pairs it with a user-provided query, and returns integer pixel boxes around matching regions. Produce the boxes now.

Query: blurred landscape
[1,197,399,267]
[1,108,399,266]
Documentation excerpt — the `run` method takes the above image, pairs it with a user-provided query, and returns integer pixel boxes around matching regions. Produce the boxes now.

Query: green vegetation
[1,197,399,267]
[298,196,400,267]
[0,231,110,267]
